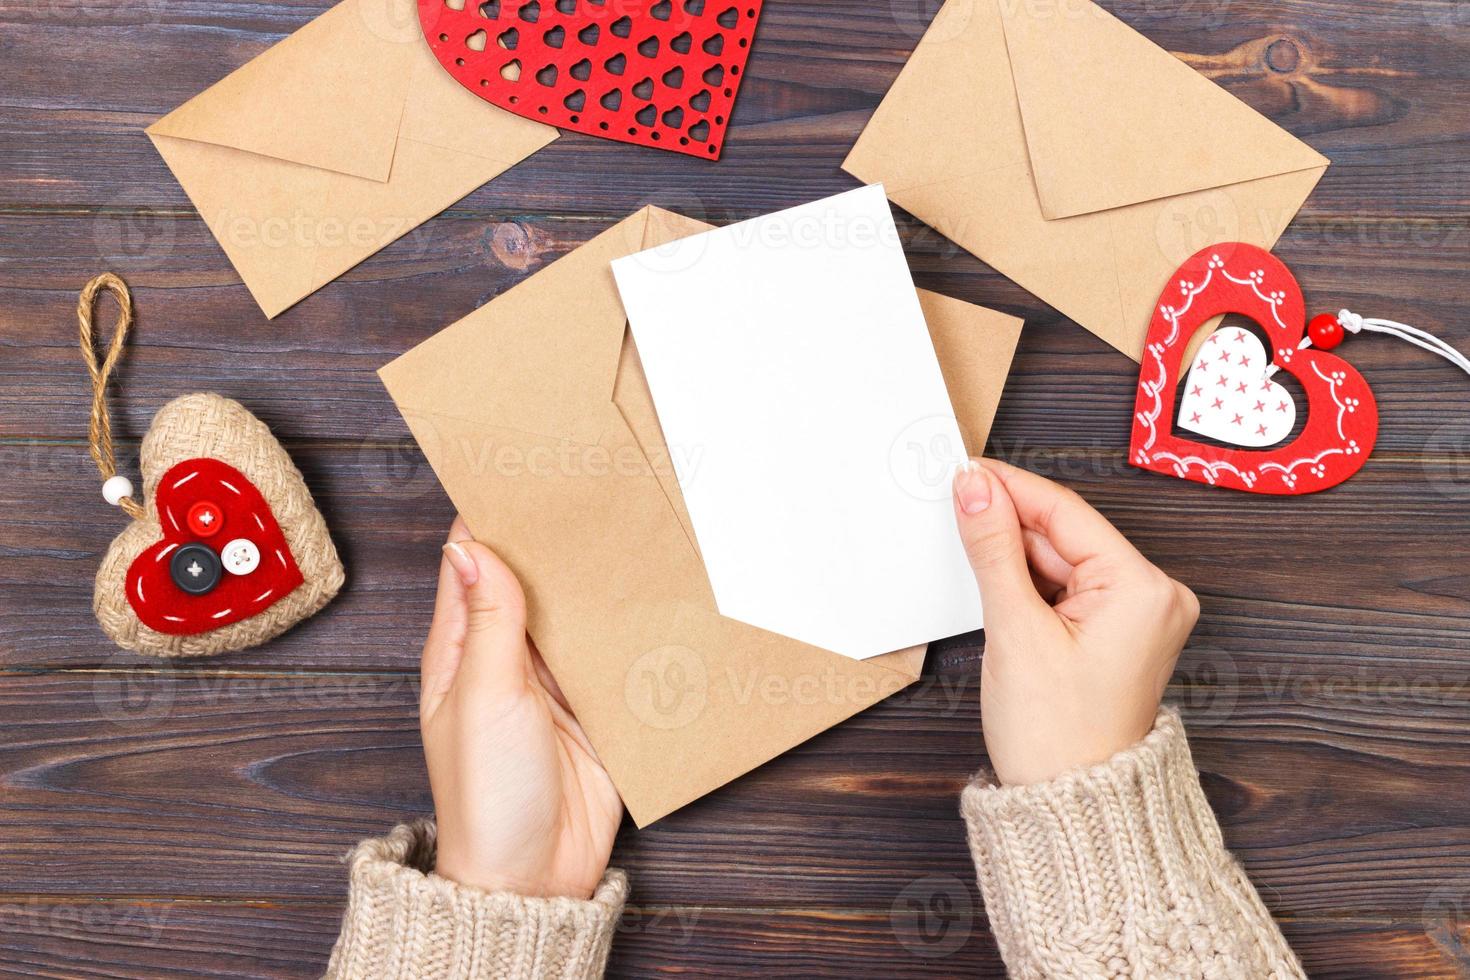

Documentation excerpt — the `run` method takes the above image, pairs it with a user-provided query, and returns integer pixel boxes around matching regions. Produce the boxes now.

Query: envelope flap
[998,0,1330,219]
[380,209,662,443]
[917,288,1023,455]
[398,31,559,165]
[145,0,414,182]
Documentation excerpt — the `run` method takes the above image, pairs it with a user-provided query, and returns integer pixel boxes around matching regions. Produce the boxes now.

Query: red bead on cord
[1308,313,1346,350]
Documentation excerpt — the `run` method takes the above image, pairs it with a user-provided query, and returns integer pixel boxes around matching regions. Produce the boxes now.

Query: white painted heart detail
[1177,326,1296,448]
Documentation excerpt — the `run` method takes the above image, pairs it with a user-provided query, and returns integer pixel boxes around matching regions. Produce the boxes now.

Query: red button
[187,500,224,538]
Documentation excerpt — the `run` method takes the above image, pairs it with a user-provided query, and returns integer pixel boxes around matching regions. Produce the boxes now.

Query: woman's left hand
[422,517,623,899]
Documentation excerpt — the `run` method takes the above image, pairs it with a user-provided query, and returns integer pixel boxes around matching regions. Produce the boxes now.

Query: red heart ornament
[125,457,305,635]
[1130,243,1379,495]
[419,0,762,159]
[96,393,343,658]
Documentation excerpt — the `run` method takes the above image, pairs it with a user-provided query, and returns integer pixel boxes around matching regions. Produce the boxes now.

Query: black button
[170,542,223,596]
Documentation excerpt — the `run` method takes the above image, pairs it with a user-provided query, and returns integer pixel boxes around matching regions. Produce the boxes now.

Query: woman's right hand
[952,459,1200,787]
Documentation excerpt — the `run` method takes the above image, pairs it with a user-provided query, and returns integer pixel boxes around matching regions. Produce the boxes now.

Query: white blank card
[611,185,983,660]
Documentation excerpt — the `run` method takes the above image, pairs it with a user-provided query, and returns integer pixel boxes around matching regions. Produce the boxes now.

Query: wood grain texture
[4,672,1470,922]
[3,213,1469,453]
[8,446,1470,682]
[1,903,1462,979]
[1,0,1468,974]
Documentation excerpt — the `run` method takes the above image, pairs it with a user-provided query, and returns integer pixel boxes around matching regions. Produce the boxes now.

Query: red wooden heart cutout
[1130,243,1379,495]
[125,458,305,635]
[419,0,762,159]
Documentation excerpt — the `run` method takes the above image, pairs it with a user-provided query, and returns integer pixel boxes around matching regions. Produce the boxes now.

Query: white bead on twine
[102,475,134,507]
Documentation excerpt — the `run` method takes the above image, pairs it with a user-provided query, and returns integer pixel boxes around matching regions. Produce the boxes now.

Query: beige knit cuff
[961,708,1304,979]
[324,820,627,980]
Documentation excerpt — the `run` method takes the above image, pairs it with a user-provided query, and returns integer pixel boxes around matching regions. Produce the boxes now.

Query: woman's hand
[953,459,1199,787]
[421,517,623,899]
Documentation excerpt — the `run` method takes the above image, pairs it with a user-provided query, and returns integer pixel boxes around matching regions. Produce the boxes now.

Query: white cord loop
[1337,309,1470,378]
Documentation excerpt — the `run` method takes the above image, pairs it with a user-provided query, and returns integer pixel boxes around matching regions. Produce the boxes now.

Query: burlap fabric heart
[95,393,344,656]
[80,274,343,657]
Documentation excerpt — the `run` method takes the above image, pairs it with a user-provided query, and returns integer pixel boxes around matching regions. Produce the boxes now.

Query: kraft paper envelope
[146,0,557,319]
[380,205,1022,826]
[843,0,1330,361]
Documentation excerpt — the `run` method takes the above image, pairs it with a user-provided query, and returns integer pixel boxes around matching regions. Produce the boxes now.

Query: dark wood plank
[2,209,1467,457]
[1,900,1462,979]
[1,0,1467,215]
[0,901,985,980]
[0,900,341,980]
[2,671,1469,921]
[6,441,1470,680]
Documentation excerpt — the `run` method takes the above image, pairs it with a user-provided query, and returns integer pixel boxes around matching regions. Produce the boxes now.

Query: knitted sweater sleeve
[961,708,1304,979]
[323,820,626,980]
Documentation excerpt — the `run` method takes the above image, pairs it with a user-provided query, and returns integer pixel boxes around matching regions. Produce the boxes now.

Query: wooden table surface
[3,0,1469,975]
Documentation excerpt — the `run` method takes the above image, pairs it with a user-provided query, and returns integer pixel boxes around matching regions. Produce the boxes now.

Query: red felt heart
[419,0,761,159]
[125,458,305,635]
[1130,243,1379,495]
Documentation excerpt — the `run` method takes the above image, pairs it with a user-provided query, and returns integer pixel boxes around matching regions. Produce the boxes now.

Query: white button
[220,538,262,575]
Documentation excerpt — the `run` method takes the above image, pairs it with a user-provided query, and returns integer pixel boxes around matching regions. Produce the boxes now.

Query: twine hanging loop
[78,273,145,520]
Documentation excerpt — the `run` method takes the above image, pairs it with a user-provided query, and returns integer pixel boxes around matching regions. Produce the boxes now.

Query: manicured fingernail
[954,460,992,515]
[442,541,479,586]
